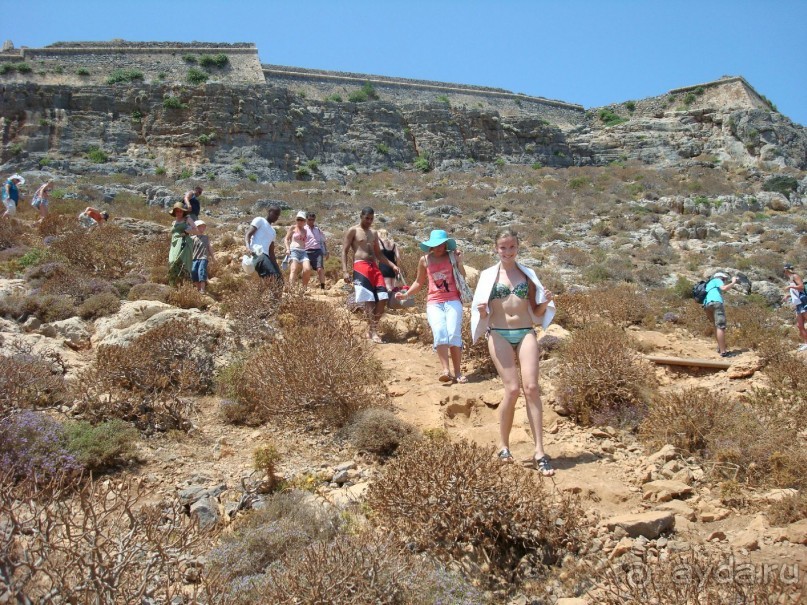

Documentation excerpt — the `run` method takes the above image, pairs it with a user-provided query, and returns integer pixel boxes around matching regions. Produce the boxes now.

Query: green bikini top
[490,281,529,301]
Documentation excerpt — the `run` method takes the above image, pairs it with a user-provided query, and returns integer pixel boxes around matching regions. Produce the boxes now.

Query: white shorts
[426,300,464,348]
[3,199,16,215]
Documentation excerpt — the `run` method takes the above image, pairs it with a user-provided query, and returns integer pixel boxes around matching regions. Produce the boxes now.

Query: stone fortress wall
[0,41,265,86]
[261,64,585,124]
[0,41,765,127]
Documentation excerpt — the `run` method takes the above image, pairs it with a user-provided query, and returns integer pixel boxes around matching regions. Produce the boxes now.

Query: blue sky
[5,0,806,125]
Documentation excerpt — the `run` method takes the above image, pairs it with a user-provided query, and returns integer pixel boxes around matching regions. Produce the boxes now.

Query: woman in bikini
[396,229,467,383]
[470,228,556,476]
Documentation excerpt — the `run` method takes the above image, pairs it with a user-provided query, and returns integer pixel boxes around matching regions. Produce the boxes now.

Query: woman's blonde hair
[377,229,394,245]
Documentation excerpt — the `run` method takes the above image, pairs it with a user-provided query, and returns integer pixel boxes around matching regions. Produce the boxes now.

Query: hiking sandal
[534,455,555,477]
[497,448,514,463]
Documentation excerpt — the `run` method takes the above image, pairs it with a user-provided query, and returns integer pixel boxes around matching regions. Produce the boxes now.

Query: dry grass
[218,296,388,427]
[556,323,655,427]
[366,437,587,588]
[166,283,210,310]
[48,223,145,279]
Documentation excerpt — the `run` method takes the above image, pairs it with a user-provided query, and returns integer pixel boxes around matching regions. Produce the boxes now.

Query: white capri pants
[426,300,464,349]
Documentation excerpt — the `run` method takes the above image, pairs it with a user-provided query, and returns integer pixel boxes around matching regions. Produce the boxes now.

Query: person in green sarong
[168,202,198,285]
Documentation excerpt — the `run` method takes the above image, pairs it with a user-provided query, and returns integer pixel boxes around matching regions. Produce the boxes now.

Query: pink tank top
[426,254,460,304]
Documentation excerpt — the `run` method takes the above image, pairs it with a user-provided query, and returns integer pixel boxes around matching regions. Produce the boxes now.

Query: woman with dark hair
[470,228,556,476]
[168,202,198,284]
[396,229,466,383]
[376,229,401,292]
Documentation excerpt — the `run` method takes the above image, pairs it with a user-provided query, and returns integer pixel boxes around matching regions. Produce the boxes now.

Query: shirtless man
[342,207,399,343]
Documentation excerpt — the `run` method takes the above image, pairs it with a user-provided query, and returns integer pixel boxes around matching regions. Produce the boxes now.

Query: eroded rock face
[2,80,804,179]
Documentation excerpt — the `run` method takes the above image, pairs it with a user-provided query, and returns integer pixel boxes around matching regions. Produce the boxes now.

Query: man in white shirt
[245,205,282,280]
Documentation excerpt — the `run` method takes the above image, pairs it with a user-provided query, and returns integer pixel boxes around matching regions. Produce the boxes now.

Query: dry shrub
[640,388,739,456]
[0,217,25,250]
[597,283,654,327]
[218,297,387,427]
[597,547,801,604]
[243,533,484,605]
[555,246,592,267]
[77,291,121,319]
[730,299,783,350]
[36,213,76,237]
[0,477,207,604]
[36,264,116,303]
[0,342,67,418]
[207,490,342,586]
[128,281,172,302]
[345,408,421,456]
[556,323,655,427]
[641,387,807,489]
[166,282,210,309]
[76,319,217,432]
[0,293,77,323]
[49,222,144,278]
[553,289,598,330]
[366,438,587,587]
[767,492,807,526]
[220,275,284,336]
[758,338,807,391]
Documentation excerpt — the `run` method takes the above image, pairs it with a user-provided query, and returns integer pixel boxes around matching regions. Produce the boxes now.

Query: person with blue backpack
[703,271,738,357]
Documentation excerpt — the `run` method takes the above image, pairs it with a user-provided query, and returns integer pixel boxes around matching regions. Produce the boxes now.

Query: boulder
[785,519,807,545]
[190,496,219,531]
[603,511,675,539]
[47,317,92,347]
[94,303,229,348]
[642,479,694,502]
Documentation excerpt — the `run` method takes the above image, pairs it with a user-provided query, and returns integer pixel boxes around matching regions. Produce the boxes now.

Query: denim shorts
[426,299,464,348]
[289,248,309,264]
[191,259,208,282]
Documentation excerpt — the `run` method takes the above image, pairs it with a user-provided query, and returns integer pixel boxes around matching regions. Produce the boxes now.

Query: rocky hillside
[1,76,805,182]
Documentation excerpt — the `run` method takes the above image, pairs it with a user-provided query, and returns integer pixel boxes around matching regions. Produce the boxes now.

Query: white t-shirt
[249,217,276,256]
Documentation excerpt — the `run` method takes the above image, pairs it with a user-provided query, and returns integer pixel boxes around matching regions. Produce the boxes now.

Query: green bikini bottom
[488,327,535,348]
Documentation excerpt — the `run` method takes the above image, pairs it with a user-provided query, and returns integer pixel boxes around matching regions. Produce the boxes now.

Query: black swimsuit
[379,241,397,278]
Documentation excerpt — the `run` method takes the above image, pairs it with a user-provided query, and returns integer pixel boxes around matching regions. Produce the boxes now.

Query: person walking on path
[342,207,399,343]
[285,211,313,289]
[31,181,54,223]
[245,205,282,281]
[783,264,807,351]
[470,228,556,476]
[184,186,203,221]
[305,212,328,290]
[191,220,215,294]
[1,174,24,219]
[168,202,198,285]
[377,229,402,293]
[396,229,467,383]
[702,270,738,357]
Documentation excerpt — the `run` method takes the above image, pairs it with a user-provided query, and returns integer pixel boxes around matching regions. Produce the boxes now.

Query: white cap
[713,271,729,280]
[296,210,307,220]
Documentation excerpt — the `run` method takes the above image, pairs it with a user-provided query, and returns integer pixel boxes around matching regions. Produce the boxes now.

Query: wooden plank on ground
[643,355,732,370]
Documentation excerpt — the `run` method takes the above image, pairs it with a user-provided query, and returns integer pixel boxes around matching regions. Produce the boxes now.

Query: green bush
[762,175,799,199]
[199,53,229,69]
[86,146,108,164]
[106,68,143,84]
[162,96,186,109]
[0,63,13,75]
[64,419,138,472]
[182,54,198,64]
[76,68,90,76]
[436,94,450,105]
[198,133,215,145]
[376,143,389,155]
[683,92,697,105]
[599,108,628,127]
[155,166,166,176]
[326,93,342,102]
[77,291,121,320]
[186,67,208,84]
[414,154,430,173]
[625,100,636,111]
[14,62,32,74]
[179,168,192,179]
[348,81,378,103]
[294,166,311,180]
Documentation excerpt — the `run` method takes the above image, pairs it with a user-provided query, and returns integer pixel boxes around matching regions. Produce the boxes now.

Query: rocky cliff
[1,76,805,182]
